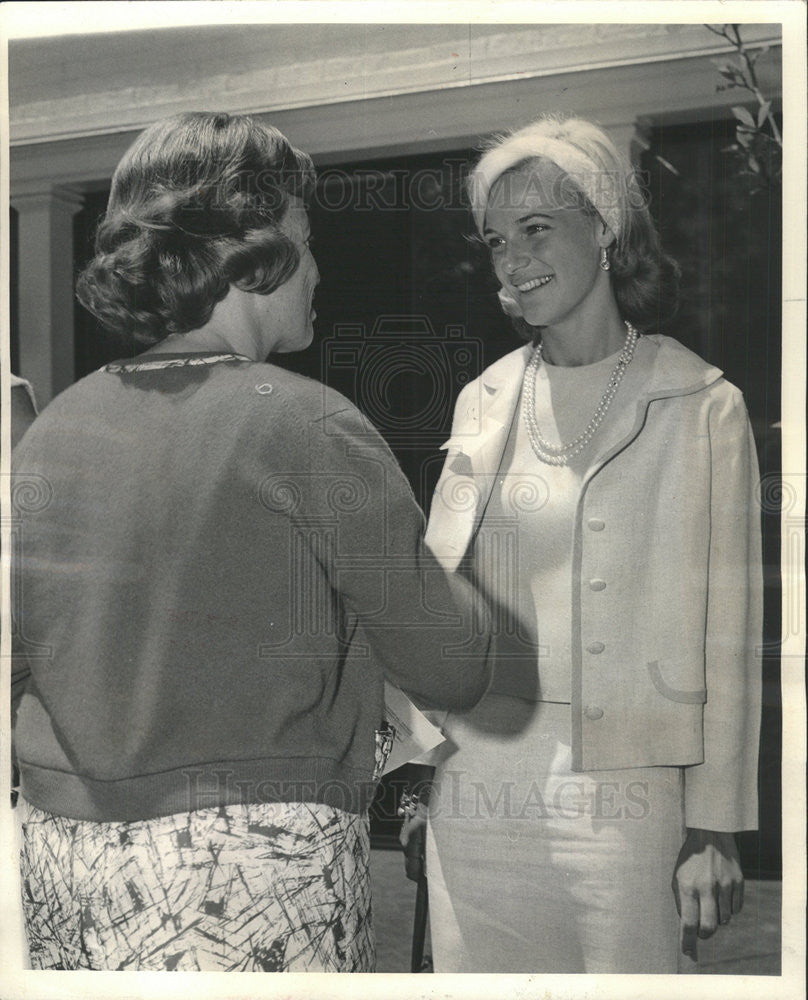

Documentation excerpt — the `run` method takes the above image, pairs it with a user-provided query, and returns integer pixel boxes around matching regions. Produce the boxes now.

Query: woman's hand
[672,828,744,962]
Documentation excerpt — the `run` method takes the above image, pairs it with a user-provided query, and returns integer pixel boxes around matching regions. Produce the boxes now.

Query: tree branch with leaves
[706,23,782,189]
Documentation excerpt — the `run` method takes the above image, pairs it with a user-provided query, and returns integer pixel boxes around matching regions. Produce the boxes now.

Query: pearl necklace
[521,321,638,466]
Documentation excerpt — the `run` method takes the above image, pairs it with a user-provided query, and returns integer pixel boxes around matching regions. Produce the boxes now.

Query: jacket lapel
[580,335,724,486]
[442,345,530,471]
[426,346,529,569]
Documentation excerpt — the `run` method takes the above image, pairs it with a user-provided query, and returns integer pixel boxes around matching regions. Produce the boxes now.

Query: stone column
[11,187,84,407]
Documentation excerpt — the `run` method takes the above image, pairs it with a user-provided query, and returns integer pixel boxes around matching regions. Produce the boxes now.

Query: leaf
[757,101,771,128]
[748,156,760,174]
[736,129,754,148]
[732,105,756,128]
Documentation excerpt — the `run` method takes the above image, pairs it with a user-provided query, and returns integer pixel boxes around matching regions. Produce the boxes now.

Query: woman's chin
[278,328,315,354]
[521,310,549,328]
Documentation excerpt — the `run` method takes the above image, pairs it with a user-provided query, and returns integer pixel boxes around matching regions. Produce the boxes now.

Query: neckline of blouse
[103,352,252,374]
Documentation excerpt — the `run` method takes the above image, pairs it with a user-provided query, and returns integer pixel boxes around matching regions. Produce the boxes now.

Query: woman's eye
[525,224,548,236]
[486,236,505,251]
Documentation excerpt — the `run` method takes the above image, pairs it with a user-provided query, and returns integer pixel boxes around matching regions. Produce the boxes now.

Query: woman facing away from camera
[10,111,491,973]
[420,115,762,973]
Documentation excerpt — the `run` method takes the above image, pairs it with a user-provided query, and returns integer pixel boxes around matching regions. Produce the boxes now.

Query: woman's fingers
[673,828,745,960]
[678,890,700,961]
[697,887,719,938]
[718,878,735,925]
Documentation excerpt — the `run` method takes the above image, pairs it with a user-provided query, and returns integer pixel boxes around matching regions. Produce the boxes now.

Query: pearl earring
[599,247,610,271]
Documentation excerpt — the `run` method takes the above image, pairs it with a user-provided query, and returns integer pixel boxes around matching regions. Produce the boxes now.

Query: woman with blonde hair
[422,115,762,973]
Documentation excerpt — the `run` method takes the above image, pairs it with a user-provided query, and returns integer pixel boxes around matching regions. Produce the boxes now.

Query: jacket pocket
[647,660,707,704]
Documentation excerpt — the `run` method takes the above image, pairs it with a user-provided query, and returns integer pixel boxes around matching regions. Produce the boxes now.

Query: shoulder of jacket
[482,343,533,384]
[638,340,751,433]
[705,377,750,426]
[455,343,532,406]
[640,335,725,397]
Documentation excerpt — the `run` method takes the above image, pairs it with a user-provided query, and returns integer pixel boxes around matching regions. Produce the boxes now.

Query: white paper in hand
[382,682,446,775]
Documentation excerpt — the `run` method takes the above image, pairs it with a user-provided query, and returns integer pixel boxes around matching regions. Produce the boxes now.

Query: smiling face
[248,197,320,356]
[484,159,614,337]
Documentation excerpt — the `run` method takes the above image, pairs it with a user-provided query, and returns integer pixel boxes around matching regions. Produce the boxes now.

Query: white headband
[468,134,623,239]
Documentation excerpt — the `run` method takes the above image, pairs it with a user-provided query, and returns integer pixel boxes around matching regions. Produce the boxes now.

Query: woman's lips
[514,275,553,293]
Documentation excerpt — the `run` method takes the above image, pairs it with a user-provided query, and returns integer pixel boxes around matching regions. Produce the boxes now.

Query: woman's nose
[502,243,530,275]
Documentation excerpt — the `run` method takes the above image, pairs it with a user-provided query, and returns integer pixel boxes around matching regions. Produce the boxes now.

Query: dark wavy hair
[76,112,316,343]
[468,115,680,338]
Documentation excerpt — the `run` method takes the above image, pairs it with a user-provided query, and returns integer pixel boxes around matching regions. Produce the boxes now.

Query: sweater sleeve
[299,400,492,711]
[683,388,763,831]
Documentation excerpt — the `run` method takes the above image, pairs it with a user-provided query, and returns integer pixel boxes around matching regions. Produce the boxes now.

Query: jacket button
[587,518,605,531]
[586,642,605,654]
[584,705,604,721]
[589,579,606,591]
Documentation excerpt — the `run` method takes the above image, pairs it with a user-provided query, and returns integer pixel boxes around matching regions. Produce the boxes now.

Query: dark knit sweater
[11,355,490,821]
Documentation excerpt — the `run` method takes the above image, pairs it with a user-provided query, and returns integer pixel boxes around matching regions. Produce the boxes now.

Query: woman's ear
[597,219,617,249]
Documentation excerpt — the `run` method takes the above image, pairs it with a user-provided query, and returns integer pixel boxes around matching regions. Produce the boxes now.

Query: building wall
[8,22,781,402]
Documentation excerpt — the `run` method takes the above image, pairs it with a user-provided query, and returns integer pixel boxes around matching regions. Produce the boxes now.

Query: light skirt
[20,798,374,972]
[426,695,684,973]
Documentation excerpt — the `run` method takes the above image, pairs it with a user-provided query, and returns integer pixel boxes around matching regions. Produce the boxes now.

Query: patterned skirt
[19,798,374,972]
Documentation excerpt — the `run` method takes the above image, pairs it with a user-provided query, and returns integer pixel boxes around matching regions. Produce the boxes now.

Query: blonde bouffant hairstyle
[468,115,679,337]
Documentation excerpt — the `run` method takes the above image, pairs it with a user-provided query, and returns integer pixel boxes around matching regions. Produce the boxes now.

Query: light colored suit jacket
[425,334,762,831]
